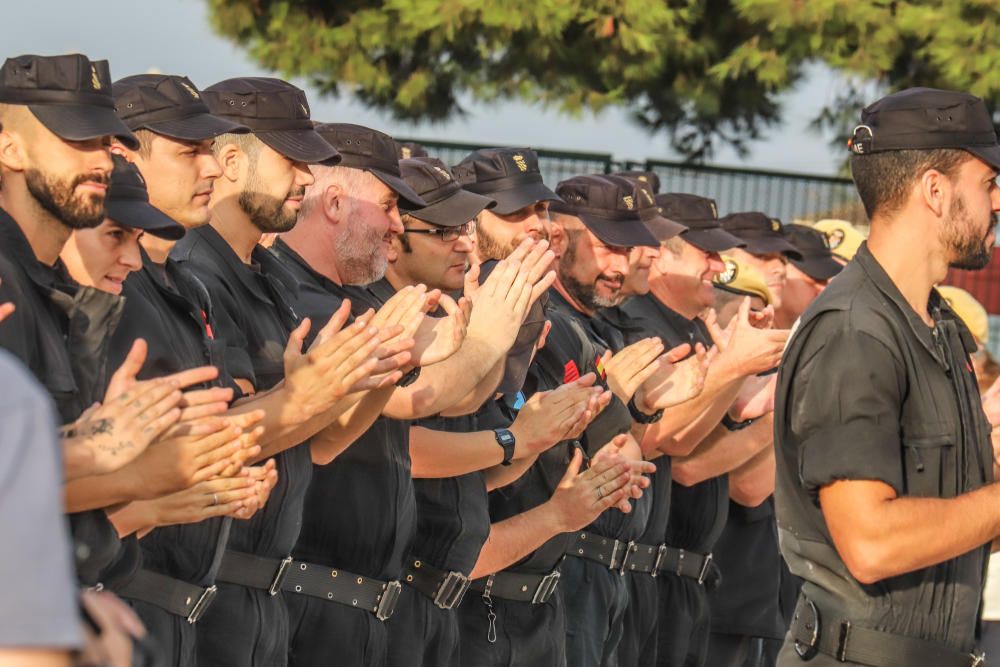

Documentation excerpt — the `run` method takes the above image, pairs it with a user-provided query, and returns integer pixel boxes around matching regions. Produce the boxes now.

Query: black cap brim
[30,104,139,150]
[577,212,660,248]
[141,113,248,142]
[405,189,496,227]
[257,128,342,166]
[368,168,427,209]
[791,254,843,282]
[968,145,1000,171]
[640,211,687,241]
[488,182,561,215]
[105,198,185,241]
[739,236,804,261]
[681,226,747,253]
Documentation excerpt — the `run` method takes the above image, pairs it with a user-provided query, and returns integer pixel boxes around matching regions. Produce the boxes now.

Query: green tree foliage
[207,0,1000,161]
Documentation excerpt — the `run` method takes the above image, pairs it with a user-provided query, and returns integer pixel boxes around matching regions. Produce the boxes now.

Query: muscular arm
[469,503,564,579]
[671,415,773,487]
[309,387,395,465]
[728,445,774,507]
[484,454,539,492]
[821,479,1000,584]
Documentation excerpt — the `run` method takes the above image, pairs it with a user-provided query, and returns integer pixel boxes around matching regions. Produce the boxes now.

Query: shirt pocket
[902,434,956,498]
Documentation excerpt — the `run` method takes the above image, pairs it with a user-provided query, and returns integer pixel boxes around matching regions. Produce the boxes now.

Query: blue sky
[4,0,853,175]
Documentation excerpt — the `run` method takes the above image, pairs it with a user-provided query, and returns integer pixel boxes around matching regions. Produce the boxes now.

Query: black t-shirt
[621,294,729,554]
[172,226,312,558]
[272,240,416,581]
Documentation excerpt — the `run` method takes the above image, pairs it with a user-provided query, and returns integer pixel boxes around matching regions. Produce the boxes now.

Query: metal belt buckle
[970,652,986,667]
[793,598,820,660]
[433,571,471,610]
[618,541,637,576]
[269,556,293,596]
[376,581,402,621]
[697,552,713,585]
[608,539,624,570]
[532,570,561,604]
[651,544,667,578]
[187,585,217,624]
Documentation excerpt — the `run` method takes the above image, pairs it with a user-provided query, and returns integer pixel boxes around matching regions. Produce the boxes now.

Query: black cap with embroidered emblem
[114,74,248,142]
[848,87,1000,170]
[550,174,660,248]
[453,147,561,215]
[614,170,661,194]
[719,212,803,260]
[0,54,139,149]
[397,141,429,160]
[399,157,496,226]
[202,78,339,165]
[655,193,746,253]
[313,123,425,208]
[784,223,842,281]
[105,155,185,240]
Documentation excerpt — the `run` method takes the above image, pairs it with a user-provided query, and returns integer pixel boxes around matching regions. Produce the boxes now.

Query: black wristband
[628,395,663,424]
[722,414,759,431]
[395,366,421,388]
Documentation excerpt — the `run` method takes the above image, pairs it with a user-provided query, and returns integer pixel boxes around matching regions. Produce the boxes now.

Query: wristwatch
[493,428,516,466]
[395,366,421,388]
[628,395,663,424]
[722,414,760,431]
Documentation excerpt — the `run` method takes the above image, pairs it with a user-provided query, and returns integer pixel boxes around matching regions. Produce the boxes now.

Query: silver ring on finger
[212,493,219,506]
[596,485,604,500]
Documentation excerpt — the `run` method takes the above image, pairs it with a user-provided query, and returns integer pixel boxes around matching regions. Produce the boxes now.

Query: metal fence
[400,138,866,224]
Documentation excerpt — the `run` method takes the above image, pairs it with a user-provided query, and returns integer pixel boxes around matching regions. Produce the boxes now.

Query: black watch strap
[493,428,516,466]
[396,366,421,388]
[722,414,759,431]
[628,395,663,424]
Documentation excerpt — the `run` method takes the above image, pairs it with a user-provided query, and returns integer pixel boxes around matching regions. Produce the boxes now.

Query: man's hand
[238,459,279,520]
[602,338,664,404]
[127,472,262,528]
[78,589,146,667]
[546,446,631,533]
[592,435,656,512]
[509,374,612,456]
[409,294,471,367]
[728,373,777,422]
[635,342,713,412]
[704,298,789,378]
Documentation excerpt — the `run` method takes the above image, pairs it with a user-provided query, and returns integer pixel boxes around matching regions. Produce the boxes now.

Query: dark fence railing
[400,138,865,224]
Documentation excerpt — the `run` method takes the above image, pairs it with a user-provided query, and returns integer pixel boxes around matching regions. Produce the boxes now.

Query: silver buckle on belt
[608,539,624,569]
[376,581,402,621]
[532,570,561,604]
[970,652,986,667]
[618,541,637,576]
[269,556,293,596]
[186,585,217,624]
[433,571,471,610]
[651,544,668,578]
[697,552,713,585]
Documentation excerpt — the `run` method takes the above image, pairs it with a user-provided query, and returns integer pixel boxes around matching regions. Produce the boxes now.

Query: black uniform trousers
[385,585,460,666]
[656,575,712,667]
[197,584,290,667]
[287,593,387,667]
[131,601,196,667]
[617,572,660,667]
[561,556,629,667]
[457,590,566,667]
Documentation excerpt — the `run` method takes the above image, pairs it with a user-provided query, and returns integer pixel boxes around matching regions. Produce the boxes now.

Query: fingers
[105,339,148,400]
[284,317,311,365]
[558,448,585,486]
[311,301,353,349]
[141,407,182,444]
[225,409,266,430]
[162,365,221,392]
[178,385,233,408]
[0,300,14,323]
[177,400,229,422]
[664,343,692,364]
[463,261,481,297]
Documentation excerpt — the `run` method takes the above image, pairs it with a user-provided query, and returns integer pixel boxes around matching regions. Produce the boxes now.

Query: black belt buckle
[269,556,293,596]
[376,581,402,621]
[651,544,667,578]
[793,597,820,660]
[433,571,470,610]
[618,541,637,576]
[186,585,217,624]
[532,570,561,604]
[697,552,713,585]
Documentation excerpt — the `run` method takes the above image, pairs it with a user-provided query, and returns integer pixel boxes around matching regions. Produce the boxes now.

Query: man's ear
[919,168,950,218]
[109,138,132,161]
[323,183,345,224]
[0,125,26,173]
[217,143,243,183]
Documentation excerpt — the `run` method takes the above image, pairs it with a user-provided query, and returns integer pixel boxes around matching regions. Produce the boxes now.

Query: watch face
[498,430,515,446]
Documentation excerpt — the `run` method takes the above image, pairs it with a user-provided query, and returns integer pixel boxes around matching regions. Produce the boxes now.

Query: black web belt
[115,568,217,624]
[566,531,713,583]
[214,550,401,621]
[468,566,562,604]
[789,594,985,667]
[401,557,471,610]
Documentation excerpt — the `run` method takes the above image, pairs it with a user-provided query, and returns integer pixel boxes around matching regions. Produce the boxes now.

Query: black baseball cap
[0,54,138,149]
[550,174,659,248]
[614,170,661,194]
[114,74,247,142]
[397,141,429,159]
[202,78,339,165]
[719,212,802,260]
[399,157,495,227]
[105,155,185,240]
[784,223,842,281]
[849,87,1000,170]
[314,123,426,208]
[453,148,561,215]
[631,179,687,241]
[656,193,745,253]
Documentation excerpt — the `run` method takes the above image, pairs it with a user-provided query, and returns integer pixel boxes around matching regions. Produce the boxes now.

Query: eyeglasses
[402,220,477,242]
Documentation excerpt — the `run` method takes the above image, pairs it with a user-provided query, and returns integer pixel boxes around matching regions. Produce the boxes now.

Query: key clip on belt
[651,544,668,578]
[697,552,713,585]
[268,556,293,597]
[433,571,471,610]
[618,541,637,576]
[376,581,402,621]
[532,570,561,604]
[971,653,987,667]
[186,585,217,624]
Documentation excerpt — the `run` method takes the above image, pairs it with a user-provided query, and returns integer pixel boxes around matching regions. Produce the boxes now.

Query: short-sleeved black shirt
[172,226,312,558]
[775,243,992,653]
[271,240,416,581]
[621,294,729,554]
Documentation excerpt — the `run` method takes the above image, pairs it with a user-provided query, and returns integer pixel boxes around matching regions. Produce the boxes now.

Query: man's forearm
[438,360,505,418]
[672,416,773,487]
[642,371,744,458]
[310,387,395,465]
[728,446,774,507]
[484,454,539,492]
[64,468,141,513]
[411,424,543,478]
[469,503,563,579]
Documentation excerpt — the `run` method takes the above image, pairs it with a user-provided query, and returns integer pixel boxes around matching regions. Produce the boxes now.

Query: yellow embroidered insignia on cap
[179,81,200,99]
[91,65,101,90]
[710,202,718,218]
[432,165,452,181]
[771,219,781,232]
[400,147,412,159]
[623,195,634,210]
[638,175,648,182]
[718,259,738,284]
[512,154,528,172]
[828,228,845,249]
[299,102,308,115]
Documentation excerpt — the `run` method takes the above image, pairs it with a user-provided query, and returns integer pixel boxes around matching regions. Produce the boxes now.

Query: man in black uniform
[774,224,843,330]
[776,88,1000,667]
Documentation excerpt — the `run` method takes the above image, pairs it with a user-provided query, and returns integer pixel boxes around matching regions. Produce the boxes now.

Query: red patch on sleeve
[564,359,580,383]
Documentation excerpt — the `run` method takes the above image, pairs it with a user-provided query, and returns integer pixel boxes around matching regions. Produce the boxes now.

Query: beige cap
[714,255,773,306]
[937,285,989,345]
[813,219,866,262]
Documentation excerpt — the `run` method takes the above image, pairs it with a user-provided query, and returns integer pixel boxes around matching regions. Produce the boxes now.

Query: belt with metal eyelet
[401,557,471,610]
